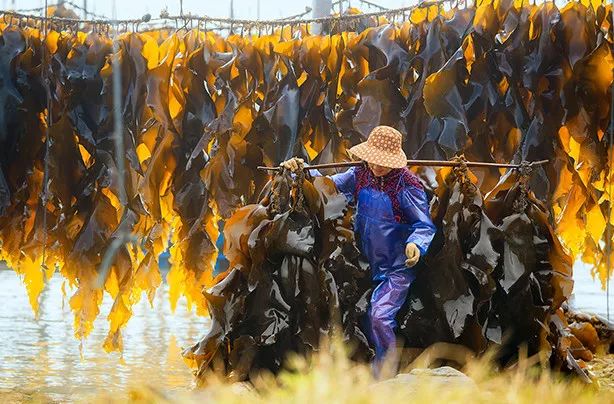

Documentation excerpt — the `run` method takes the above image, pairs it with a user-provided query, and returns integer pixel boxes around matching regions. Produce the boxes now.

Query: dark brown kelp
[398,161,500,355]
[0,0,611,352]
[397,162,581,375]
[183,171,372,383]
[483,165,576,371]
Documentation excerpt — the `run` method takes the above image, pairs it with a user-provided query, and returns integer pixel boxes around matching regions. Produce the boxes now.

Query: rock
[565,309,613,353]
[409,366,469,378]
[376,366,476,391]
[566,333,593,362]
[568,322,600,353]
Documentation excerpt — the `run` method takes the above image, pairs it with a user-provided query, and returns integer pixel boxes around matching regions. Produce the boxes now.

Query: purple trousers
[367,266,417,364]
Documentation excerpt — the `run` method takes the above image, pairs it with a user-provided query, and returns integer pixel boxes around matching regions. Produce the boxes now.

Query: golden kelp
[0,0,612,352]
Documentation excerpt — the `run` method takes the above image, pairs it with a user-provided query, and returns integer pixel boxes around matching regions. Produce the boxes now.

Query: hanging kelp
[183,170,372,383]
[398,160,500,354]
[483,165,576,371]
[0,0,612,351]
[393,160,589,378]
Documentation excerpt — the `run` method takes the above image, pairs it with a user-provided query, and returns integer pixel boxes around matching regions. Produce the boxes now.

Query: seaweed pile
[183,170,372,382]
[0,0,612,351]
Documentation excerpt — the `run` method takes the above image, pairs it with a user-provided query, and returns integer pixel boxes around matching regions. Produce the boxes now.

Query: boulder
[377,366,476,391]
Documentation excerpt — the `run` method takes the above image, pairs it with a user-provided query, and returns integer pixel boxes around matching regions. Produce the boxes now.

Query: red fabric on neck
[354,165,423,223]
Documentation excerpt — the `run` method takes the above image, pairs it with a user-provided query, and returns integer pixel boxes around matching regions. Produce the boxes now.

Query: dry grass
[93,340,614,404]
[588,354,614,391]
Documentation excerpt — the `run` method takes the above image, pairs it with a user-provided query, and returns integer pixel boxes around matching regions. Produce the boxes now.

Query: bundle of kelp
[183,170,372,383]
[397,161,587,377]
[484,165,576,368]
[398,161,500,356]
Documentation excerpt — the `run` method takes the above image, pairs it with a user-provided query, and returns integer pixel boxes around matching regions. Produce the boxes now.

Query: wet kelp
[398,162,577,372]
[484,166,575,363]
[0,0,612,351]
[183,171,372,382]
[398,163,500,355]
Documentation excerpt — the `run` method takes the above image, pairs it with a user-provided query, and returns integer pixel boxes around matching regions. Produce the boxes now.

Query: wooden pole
[257,159,550,172]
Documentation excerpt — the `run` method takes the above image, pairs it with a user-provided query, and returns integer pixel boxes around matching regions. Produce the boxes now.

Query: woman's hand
[280,157,305,173]
[405,243,420,267]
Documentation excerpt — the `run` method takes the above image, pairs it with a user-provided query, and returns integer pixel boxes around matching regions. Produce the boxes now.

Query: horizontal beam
[257,159,549,172]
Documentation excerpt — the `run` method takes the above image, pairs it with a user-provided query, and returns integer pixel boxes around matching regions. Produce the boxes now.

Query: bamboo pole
[257,159,549,172]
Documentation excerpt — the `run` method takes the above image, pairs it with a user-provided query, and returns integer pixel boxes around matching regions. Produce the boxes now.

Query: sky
[10,0,421,20]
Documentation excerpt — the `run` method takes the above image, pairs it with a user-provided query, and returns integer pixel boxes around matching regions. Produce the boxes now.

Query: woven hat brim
[348,142,407,169]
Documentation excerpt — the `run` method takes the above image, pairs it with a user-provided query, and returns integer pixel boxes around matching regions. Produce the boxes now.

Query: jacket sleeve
[306,166,357,203]
[400,185,436,256]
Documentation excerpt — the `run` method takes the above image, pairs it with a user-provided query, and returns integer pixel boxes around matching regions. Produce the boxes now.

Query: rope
[62,1,109,20]
[278,7,314,21]
[1,0,452,31]
[14,5,46,13]
[513,162,532,213]
[136,0,451,26]
[293,167,307,214]
[451,154,478,196]
[332,0,390,15]
[353,0,390,11]
[451,155,469,179]
[269,169,286,215]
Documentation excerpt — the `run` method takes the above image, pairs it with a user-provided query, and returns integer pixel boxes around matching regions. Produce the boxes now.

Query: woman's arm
[400,186,436,256]
[281,158,357,203]
[307,166,357,203]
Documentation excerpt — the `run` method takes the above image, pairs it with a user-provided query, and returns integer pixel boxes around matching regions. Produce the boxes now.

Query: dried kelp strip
[0,0,612,351]
[183,171,372,382]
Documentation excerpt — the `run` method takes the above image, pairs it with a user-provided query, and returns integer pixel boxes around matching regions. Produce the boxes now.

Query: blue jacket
[312,167,436,272]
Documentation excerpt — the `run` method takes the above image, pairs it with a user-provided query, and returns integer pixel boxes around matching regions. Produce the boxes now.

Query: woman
[281,125,436,368]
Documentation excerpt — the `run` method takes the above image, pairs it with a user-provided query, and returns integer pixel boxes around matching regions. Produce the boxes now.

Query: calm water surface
[569,262,614,322]
[0,261,612,402]
[0,267,210,402]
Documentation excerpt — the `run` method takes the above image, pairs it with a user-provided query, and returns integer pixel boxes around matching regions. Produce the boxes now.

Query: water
[0,268,210,402]
[569,262,614,322]
[0,260,611,402]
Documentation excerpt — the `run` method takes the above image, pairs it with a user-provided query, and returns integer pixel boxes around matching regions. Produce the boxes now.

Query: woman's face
[368,162,393,177]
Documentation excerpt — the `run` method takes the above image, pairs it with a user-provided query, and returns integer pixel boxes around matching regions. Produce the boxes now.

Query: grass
[93,339,614,404]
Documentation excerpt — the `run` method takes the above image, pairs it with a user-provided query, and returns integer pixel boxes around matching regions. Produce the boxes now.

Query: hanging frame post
[40,0,51,274]
[95,0,136,289]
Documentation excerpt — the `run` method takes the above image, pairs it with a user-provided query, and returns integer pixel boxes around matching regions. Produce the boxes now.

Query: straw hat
[348,126,407,169]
